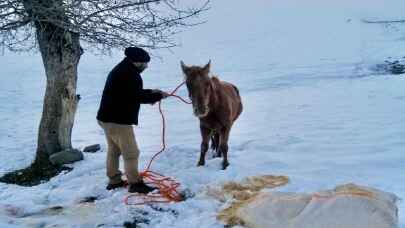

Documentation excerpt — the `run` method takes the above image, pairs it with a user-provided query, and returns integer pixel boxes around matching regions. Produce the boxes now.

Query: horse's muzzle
[193,106,209,118]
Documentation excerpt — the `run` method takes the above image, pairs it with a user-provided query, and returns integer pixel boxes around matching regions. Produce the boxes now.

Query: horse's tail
[232,84,243,121]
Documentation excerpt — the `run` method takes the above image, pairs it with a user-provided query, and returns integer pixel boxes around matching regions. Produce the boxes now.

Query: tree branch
[0,18,30,31]
[362,19,405,24]
[0,0,210,51]
[78,0,161,25]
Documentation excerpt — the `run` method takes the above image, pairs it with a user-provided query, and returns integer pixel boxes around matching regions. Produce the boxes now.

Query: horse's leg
[197,125,211,166]
[219,126,231,170]
[212,132,221,158]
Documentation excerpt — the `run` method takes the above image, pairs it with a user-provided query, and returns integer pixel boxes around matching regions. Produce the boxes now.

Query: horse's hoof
[197,161,205,166]
[221,162,229,170]
[214,152,222,158]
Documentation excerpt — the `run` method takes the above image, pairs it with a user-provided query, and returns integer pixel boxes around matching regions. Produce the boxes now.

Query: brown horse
[181,60,243,170]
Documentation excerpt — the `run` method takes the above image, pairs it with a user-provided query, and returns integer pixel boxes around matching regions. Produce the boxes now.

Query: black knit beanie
[124,47,150,63]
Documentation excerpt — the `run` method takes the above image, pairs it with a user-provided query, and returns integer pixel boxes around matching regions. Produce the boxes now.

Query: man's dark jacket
[97,57,163,125]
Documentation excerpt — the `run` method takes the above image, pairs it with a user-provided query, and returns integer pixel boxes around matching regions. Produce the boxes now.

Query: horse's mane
[210,76,220,92]
[210,76,240,97]
[211,76,220,82]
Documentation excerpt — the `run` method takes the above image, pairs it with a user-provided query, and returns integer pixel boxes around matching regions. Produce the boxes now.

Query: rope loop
[124,81,191,206]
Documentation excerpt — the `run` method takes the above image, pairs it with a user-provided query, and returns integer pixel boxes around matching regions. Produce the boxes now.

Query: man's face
[133,62,148,72]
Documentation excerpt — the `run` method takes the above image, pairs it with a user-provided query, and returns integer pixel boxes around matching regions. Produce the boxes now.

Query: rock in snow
[49,149,84,165]
[83,144,101,153]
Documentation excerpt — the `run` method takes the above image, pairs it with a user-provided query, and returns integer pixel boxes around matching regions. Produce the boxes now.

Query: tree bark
[33,22,82,166]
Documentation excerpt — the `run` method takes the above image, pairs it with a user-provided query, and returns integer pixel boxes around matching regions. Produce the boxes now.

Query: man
[97,47,169,193]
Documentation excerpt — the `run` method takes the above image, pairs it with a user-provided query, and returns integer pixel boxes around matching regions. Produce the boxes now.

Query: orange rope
[124,81,191,206]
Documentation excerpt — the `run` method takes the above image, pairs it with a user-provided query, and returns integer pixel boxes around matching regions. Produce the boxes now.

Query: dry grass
[205,175,289,227]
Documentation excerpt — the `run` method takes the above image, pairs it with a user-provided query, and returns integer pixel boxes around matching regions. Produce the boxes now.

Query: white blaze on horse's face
[181,60,212,118]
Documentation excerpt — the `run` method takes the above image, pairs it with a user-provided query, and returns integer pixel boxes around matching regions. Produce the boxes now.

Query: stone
[83,144,101,153]
[49,149,84,166]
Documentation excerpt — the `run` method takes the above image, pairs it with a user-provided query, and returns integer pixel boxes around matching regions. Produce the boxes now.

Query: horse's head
[181,60,213,118]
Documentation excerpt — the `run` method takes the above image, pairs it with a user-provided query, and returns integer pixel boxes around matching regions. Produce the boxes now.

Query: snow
[1,0,405,227]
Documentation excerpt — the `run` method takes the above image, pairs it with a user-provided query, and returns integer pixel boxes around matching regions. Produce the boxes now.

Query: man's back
[97,58,142,125]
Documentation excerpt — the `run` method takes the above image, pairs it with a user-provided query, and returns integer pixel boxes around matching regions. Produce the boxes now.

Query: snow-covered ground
[1,0,405,227]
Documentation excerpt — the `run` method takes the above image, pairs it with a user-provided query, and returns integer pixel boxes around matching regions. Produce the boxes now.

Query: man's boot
[128,180,157,194]
[106,180,128,190]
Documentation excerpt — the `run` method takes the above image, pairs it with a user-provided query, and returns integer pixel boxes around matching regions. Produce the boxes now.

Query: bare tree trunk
[33,22,82,167]
[0,0,83,185]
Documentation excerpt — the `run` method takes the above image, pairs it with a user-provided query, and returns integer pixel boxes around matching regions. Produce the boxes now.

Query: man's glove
[152,89,170,99]
[150,89,170,105]
[161,91,170,99]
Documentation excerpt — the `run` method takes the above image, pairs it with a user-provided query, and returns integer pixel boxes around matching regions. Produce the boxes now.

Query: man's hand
[150,89,170,105]
[160,91,170,99]
[152,89,170,99]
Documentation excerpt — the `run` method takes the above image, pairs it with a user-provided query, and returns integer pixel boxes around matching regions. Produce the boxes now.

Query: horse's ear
[180,60,188,74]
[203,60,211,74]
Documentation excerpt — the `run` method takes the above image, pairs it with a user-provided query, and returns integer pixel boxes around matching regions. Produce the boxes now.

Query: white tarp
[232,183,399,228]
